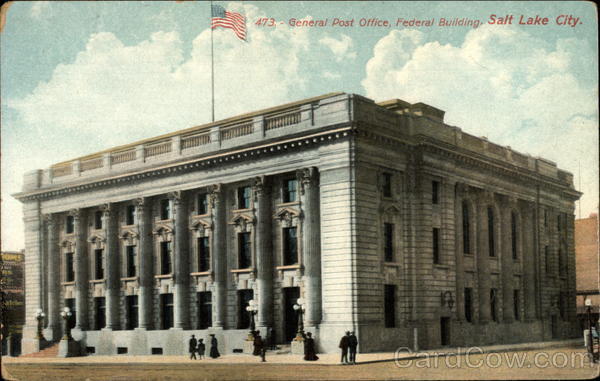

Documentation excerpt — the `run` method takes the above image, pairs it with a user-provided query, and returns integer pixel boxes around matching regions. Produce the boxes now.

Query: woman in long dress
[209,334,220,359]
[303,332,319,361]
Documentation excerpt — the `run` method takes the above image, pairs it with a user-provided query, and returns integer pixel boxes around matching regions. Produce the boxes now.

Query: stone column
[73,209,88,330]
[298,167,322,326]
[253,176,273,328]
[522,202,537,320]
[454,184,467,321]
[501,198,515,322]
[476,191,492,323]
[210,184,227,327]
[172,191,190,329]
[45,214,61,340]
[104,203,120,329]
[136,198,154,329]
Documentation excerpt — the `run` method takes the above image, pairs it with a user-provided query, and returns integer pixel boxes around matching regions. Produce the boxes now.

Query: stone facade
[14,93,580,355]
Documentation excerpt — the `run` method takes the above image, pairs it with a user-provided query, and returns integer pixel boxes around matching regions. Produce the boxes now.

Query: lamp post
[35,309,46,340]
[60,307,73,340]
[245,299,258,340]
[293,297,305,340]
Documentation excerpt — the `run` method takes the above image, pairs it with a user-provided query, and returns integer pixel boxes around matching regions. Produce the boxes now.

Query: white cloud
[321,70,341,80]
[2,2,316,250]
[362,25,599,218]
[30,1,51,20]
[319,34,357,62]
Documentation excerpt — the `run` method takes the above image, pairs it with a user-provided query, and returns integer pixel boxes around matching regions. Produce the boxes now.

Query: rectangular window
[559,292,566,320]
[432,181,439,204]
[511,212,518,260]
[126,246,137,277]
[432,228,440,264]
[384,223,394,262]
[462,201,470,254]
[513,290,520,321]
[197,193,208,215]
[238,232,252,269]
[66,215,75,234]
[238,186,251,209]
[557,214,561,232]
[384,285,396,328]
[544,209,548,227]
[126,295,138,330]
[65,298,76,329]
[558,248,565,277]
[382,173,392,198]
[283,178,298,203]
[545,246,550,274]
[464,288,473,322]
[238,289,254,329]
[283,227,298,266]
[160,199,171,220]
[65,252,75,282]
[94,297,106,330]
[126,205,136,225]
[197,292,212,329]
[94,249,104,280]
[490,288,498,322]
[161,241,172,275]
[488,207,495,257]
[161,293,174,329]
[94,210,103,230]
[197,237,210,272]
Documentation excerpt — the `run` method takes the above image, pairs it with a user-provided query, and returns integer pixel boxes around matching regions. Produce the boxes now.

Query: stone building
[14,93,580,355]
[1,250,25,355]
[575,213,599,331]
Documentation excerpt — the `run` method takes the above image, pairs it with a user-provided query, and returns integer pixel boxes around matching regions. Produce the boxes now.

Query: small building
[575,213,600,330]
[13,93,581,355]
[1,250,26,355]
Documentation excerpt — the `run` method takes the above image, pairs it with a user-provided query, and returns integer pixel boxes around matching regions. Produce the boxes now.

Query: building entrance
[283,287,300,341]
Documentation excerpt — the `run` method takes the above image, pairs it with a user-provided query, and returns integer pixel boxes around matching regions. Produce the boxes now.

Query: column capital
[456,182,471,196]
[100,203,115,217]
[43,213,55,226]
[168,190,183,203]
[68,208,82,220]
[479,189,495,205]
[296,167,318,195]
[252,176,270,200]
[209,183,224,208]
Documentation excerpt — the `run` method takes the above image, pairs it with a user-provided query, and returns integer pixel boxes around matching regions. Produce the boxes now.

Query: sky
[1,1,598,251]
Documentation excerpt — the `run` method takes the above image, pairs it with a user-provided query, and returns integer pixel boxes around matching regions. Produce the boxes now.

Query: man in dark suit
[189,335,197,360]
[339,331,350,364]
[348,331,358,364]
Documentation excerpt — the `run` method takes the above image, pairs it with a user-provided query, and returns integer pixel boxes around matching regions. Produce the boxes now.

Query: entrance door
[440,317,450,346]
[283,287,300,341]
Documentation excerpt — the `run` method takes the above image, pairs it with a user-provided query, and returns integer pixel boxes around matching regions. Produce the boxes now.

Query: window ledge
[276,264,300,270]
[155,274,172,279]
[89,279,105,284]
[158,218,174,223]
[384,262,401,267]
[434,264,450,270]
[192,213,210,218]
[120,276,138,281]
[463,253,474,257]
[277,201,300,207]
[231,268,254,273]
[61,281,75,286]
[191,271,212,276]
[122,224,136,228]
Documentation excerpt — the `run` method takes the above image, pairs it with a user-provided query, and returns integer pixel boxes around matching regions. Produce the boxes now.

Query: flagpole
[210,0,215,122]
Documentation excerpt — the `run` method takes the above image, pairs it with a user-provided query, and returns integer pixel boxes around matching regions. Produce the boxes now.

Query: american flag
[211,4,246,41]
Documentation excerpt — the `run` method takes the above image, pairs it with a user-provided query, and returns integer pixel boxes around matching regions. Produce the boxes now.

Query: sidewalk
[2,339,582,366]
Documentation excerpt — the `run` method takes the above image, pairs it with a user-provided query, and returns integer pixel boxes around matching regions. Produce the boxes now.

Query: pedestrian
[197,338,206,359]
[253,330,262,356]
[189,335,197,360]
[339,331,350,364]
[303,332,319,361]
[267,327,276,350]
[209,334,220,359]
[348,331,358,364]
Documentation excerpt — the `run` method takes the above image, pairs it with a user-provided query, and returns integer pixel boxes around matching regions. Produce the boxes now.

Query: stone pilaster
[136,198,153,329]
[171,191,190,329]
[103,203,120,329]
[298,167,322,326]
[522,202,537,321]
[454,183,468,321]
[45,214,61,340]
[476,191,492,323]
[253,176,273,328]
[210,184,227,328]
[73,209,88,330]
[501,197,516,322]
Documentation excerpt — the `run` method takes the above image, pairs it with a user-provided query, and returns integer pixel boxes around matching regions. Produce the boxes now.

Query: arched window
[511,212,518,259]
[487,207,495,257]
[462,201,470,254]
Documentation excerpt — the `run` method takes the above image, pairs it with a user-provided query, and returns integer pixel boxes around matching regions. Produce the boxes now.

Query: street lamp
[60,307,73,340]
[293,297,305,340]
[35,309,46,340]
[245,299,258,340]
